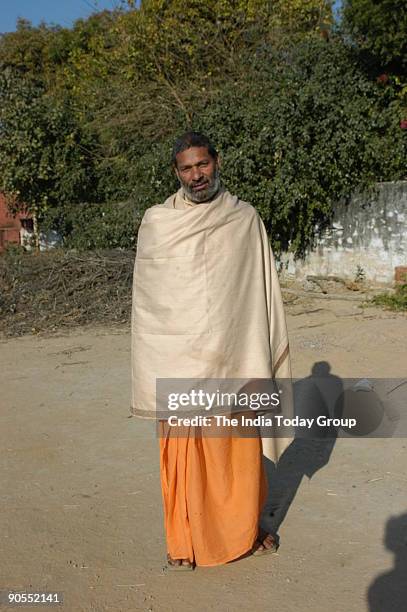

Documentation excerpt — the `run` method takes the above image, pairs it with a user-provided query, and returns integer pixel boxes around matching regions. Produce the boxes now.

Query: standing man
[131,132,292,570]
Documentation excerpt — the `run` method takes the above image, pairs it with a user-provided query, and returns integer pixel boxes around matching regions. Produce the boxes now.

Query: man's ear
[216,155,221,170]
[173,164,180,182]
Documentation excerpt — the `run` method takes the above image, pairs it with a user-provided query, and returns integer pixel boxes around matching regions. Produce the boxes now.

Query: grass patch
[371,284,407,311]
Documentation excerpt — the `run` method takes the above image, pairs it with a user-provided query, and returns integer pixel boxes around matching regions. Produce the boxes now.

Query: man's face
[174,146,220,203]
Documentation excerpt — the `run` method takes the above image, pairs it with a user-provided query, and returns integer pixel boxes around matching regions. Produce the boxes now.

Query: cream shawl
[131,187,293,463]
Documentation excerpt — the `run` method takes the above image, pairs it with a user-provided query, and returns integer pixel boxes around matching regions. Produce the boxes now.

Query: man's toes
[167,555,181,566]
[253,540,265,553]
[263,535,277,550]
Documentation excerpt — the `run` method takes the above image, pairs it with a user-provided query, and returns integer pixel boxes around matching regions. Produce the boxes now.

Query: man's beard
[181,168,221,203]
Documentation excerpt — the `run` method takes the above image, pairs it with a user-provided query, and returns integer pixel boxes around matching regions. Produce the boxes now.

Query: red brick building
[0,193,32,253]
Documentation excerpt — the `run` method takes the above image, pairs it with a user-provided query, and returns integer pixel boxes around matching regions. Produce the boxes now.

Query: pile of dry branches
[0,249,135,336]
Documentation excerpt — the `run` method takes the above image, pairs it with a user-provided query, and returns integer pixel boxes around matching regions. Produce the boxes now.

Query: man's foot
[252,532,279,556]
[166,554,194,571]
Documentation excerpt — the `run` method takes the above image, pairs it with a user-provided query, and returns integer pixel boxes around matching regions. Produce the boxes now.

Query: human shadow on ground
[367,512,407,612]
[260,361,342,535]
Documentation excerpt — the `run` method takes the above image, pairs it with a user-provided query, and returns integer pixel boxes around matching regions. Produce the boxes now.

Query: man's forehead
[176,146,212,166]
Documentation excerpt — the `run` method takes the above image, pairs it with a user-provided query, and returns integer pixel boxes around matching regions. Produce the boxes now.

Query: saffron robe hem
[159,421,268,567]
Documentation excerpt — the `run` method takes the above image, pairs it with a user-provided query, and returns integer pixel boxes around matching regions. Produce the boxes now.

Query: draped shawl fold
[131,187,293,463]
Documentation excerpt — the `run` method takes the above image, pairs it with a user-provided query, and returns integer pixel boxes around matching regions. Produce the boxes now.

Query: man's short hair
[172,131,218,167]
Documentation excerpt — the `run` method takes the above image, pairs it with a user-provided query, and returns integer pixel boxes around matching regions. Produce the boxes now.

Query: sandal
[252,531,280,556]
[166,554,194,571]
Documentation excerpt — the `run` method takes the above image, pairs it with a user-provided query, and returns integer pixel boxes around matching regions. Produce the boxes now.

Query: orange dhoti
[159,420,267,567]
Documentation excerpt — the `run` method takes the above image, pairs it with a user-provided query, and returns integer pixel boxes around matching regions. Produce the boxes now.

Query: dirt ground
[1,293,406,612]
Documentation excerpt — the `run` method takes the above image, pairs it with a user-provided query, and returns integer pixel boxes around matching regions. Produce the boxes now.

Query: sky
[0,0,128,34]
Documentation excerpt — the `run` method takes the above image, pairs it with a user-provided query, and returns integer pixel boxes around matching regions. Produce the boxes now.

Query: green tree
[0,69,99,245]
[1,3,405,256]
[342,0,407,76]
[195,38,406,254]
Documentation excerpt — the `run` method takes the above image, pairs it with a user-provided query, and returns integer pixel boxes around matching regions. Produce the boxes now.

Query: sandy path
[1,298,406,611]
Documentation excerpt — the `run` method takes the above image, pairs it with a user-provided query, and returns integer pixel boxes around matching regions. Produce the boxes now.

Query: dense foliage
[342,0,407,77]
[0,0,406,255]
[193,40,406,252]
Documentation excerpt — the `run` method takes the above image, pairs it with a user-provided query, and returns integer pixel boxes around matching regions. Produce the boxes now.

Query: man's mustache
[190,180,209,188]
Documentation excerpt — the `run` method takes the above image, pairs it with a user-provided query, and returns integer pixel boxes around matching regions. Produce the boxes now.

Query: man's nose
[191,166,203,181]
